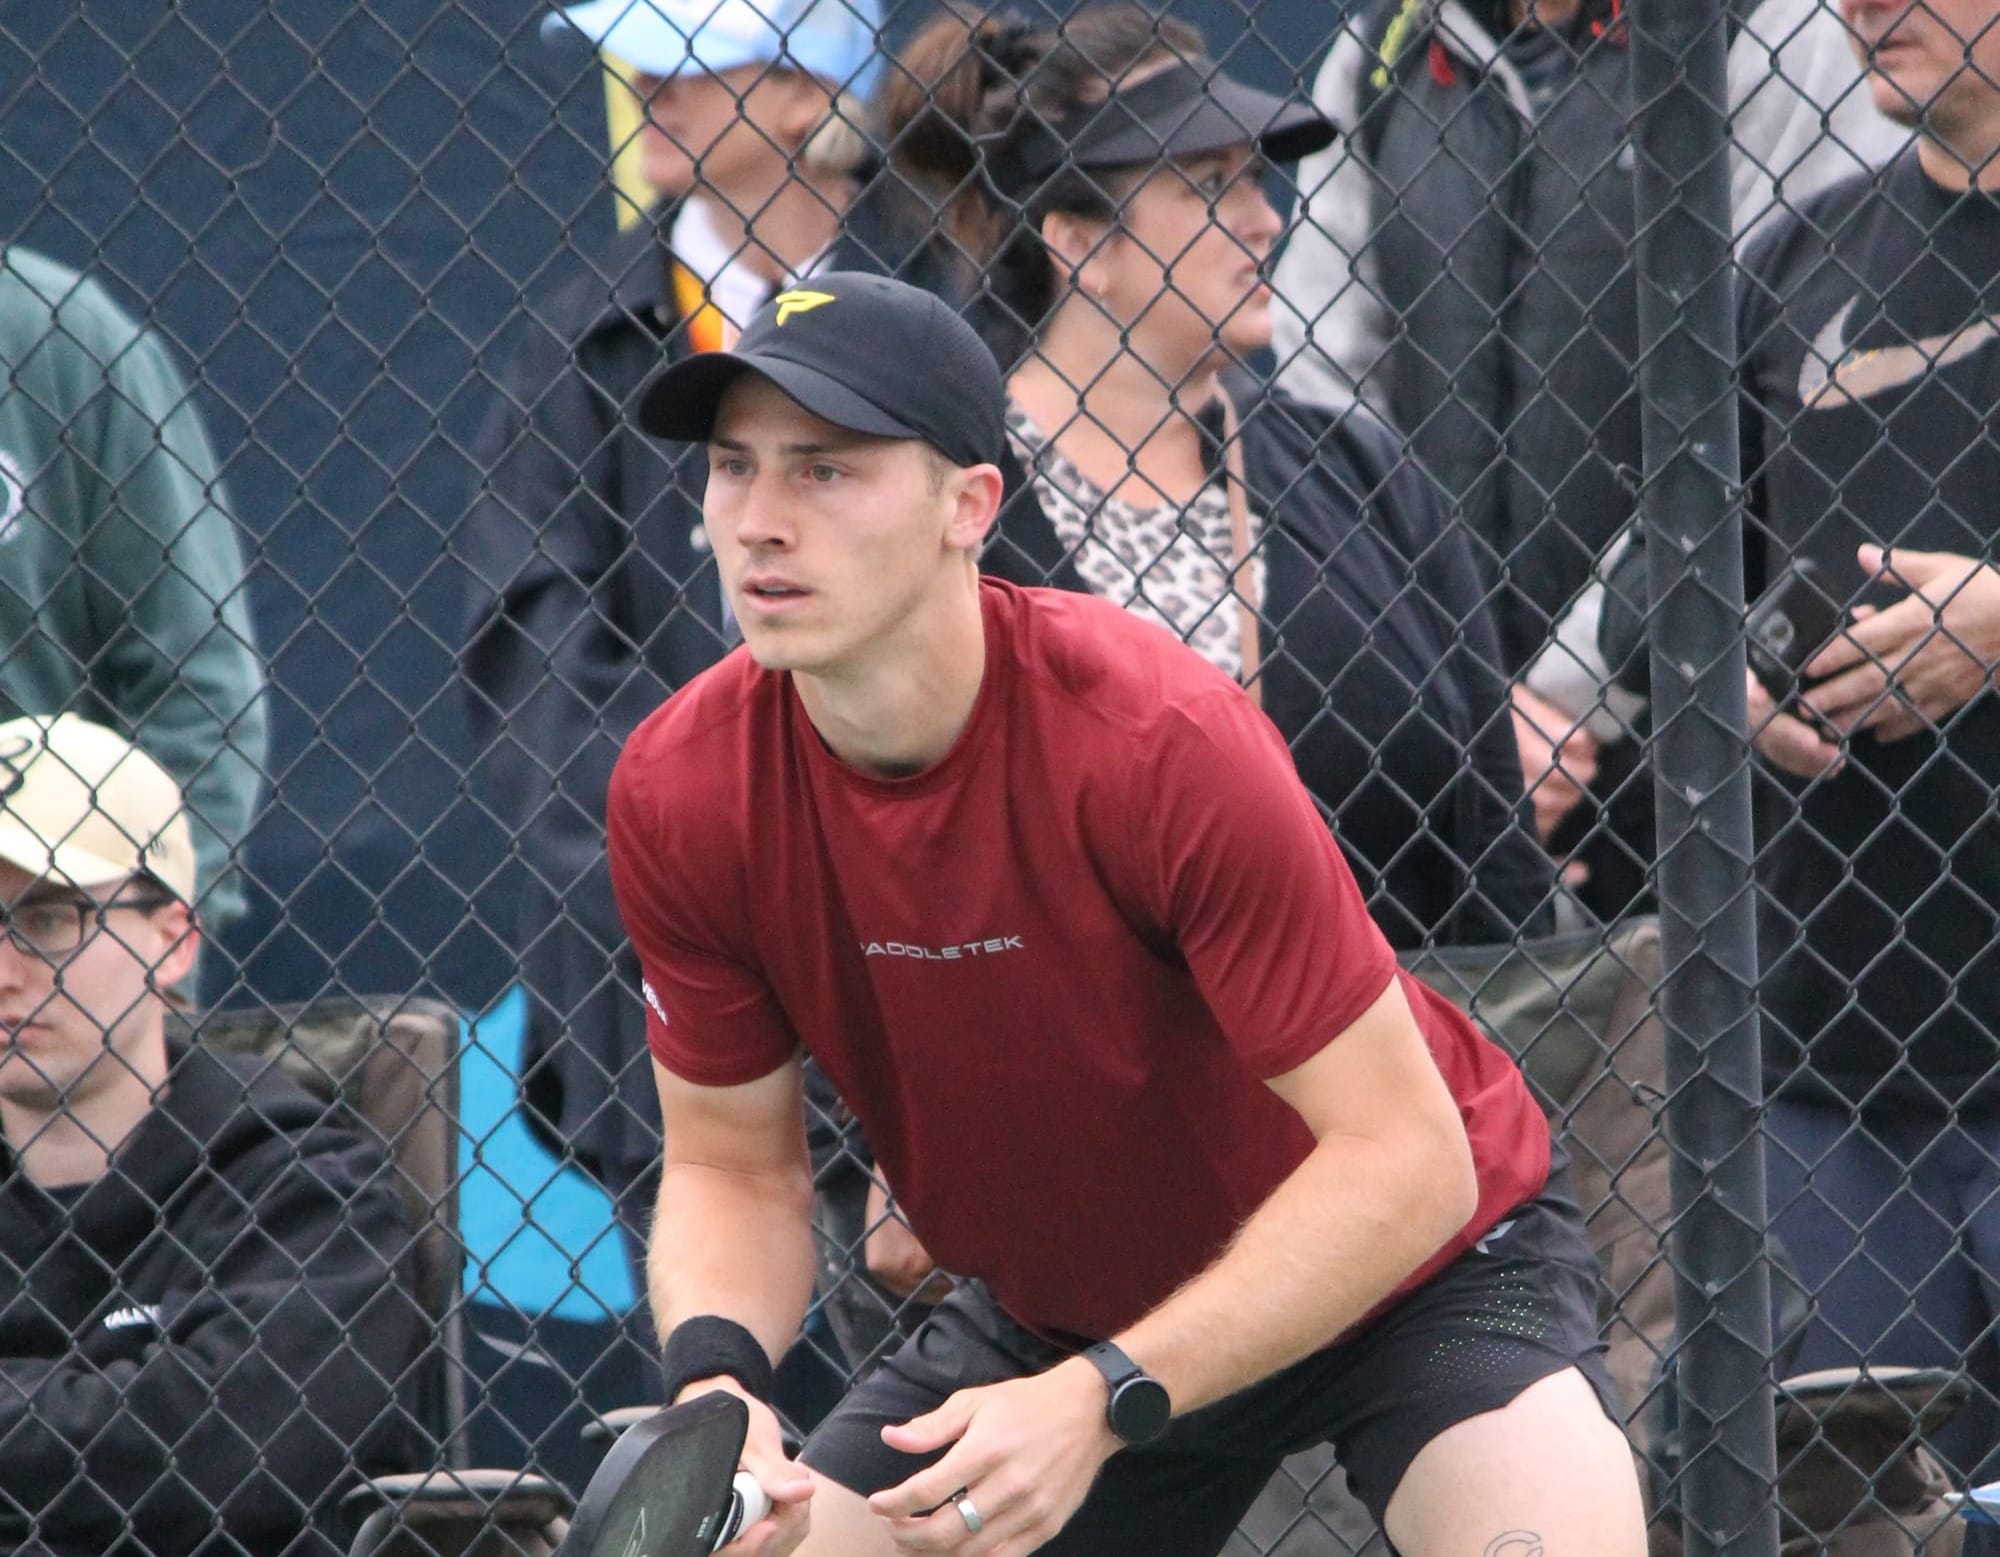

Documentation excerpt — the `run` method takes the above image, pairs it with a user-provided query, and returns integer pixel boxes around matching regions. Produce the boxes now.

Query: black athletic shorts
[799,1158,1619,1555]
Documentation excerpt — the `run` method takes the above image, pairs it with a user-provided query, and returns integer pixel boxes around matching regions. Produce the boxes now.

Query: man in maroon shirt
[607,271,1643,1557]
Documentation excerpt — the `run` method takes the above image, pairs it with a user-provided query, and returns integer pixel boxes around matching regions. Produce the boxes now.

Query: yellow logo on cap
[772,289,837,325]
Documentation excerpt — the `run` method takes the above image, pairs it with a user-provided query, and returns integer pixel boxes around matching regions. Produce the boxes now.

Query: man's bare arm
[648,1053,818,1366]
[869,978,1482,1550]
[1108,976,1479,1414]
[648,1055,842,1557]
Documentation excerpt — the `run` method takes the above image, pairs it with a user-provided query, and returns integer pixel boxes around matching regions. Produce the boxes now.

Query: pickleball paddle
[558,1392,772,1556]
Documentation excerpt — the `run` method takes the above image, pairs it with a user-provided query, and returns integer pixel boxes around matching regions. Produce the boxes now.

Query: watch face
[1110,1375,1172,1445]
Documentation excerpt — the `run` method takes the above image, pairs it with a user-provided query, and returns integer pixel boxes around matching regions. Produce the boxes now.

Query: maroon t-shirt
[608,577,1549,1341]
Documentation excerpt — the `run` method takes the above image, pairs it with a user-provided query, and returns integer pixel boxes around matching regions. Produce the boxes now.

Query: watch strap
[1081,1340,1171,1445]
[1082,1340,1143,1392]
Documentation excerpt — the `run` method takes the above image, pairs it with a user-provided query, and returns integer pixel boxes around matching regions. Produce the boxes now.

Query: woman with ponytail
[880,6,1554,949]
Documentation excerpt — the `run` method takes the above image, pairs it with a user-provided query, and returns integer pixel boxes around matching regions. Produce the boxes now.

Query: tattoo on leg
[1483,1533,1544,1557]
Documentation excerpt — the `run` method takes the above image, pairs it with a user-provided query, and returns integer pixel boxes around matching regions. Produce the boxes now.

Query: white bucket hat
[544,0,883,94]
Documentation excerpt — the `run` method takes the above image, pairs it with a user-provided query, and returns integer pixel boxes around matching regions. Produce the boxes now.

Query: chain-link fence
[0,0,1994,1553]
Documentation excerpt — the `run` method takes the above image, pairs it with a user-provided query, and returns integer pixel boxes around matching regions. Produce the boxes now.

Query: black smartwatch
[1081,1341,1172,1446]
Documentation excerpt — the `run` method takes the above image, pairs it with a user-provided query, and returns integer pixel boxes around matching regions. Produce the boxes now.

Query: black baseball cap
[638,272,1007,469]
[991,59,1337,196]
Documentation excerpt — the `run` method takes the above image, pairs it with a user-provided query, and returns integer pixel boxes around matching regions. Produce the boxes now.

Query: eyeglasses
[0,893,176,962]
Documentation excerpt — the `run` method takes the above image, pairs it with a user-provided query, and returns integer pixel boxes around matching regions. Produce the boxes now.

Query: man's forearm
[1105,1114,1478,1417]
[648,1159,818,1372]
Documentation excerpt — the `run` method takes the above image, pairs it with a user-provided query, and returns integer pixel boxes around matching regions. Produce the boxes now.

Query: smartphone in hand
[1746,560,1847,708]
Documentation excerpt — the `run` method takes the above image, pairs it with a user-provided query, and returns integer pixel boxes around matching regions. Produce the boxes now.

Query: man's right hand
[677,1378,815,1556]
[1746,669,1844,781]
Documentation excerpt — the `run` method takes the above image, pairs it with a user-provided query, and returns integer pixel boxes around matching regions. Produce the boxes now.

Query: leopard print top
[1005,401,1268,682]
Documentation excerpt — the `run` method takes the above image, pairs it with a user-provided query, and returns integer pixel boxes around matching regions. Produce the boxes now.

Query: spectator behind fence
[613,270,1643,1557]
[1598,0,2000,1489]
[0,251,267,933]
[0,714,419,1556]
[1270,0,1903,920]
[881,5,1555,951]
[461,0,921,1307]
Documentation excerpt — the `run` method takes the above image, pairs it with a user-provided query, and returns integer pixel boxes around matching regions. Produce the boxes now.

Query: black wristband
[660,1315,776,1405]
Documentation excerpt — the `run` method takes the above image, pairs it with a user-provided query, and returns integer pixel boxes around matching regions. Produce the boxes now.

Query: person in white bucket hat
[466,0,951,1390]
[545,0,885,341]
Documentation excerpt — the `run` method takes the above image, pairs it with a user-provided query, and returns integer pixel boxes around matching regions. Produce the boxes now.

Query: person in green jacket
[0,248,266,930]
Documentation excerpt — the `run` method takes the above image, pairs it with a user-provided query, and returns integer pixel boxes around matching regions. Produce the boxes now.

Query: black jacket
[1282,0,1643,672]
[0,1043,421,1556]
[459,180,956,1190]
[987,385,1553,948]
[1604,154,2000,1108]
[1270,0,1898,676]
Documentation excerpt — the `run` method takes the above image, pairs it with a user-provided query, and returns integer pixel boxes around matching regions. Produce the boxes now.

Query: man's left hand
[1802,545,2000,741]
[865,1358,1120,1553]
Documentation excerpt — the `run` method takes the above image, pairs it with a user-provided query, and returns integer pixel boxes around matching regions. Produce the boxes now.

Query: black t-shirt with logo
[1737,148,2000,1106]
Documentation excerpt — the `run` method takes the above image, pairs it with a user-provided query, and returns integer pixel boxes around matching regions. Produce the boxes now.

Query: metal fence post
[1628,3,1779,1554]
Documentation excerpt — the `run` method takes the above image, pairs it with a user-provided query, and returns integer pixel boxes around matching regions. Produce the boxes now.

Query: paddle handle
[710,1472,772,1551]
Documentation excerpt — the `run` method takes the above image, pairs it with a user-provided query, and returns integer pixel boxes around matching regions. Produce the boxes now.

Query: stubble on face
[704,377,959,679]
[1843,0,2000,137]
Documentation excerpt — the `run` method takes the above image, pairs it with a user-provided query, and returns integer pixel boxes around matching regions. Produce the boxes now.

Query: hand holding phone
[1746,560,1847,707]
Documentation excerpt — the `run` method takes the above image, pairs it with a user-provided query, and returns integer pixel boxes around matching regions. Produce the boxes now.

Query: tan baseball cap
[0,714,196,902]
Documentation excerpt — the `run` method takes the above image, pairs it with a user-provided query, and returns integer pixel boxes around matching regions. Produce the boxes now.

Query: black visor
[991,60,1336,196]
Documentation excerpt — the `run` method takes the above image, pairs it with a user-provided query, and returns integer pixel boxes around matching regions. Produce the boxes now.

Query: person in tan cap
[0,712,200,1178]
[0,713,421,1557]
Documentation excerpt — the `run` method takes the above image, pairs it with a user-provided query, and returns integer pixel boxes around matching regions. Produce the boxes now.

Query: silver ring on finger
[951,1489,985,1535]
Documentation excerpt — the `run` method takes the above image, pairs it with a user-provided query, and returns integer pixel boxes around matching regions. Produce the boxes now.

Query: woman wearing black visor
[882,8,1554,951]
